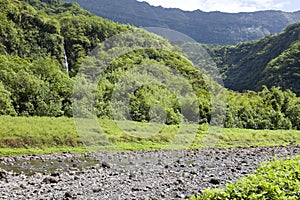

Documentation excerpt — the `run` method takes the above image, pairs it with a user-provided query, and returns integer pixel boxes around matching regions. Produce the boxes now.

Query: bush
[192,156,300,199]
[0,81,16,115]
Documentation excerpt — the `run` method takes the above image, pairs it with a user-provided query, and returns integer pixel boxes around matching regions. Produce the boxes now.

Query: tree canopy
[0,0,300,131]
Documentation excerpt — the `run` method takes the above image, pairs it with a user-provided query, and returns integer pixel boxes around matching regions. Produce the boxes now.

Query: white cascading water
[64,48,69,73]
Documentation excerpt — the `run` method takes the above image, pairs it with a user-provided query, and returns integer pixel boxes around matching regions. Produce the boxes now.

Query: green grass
[0,116,300,155]
[0,116,87,155]
[0,116,81,147]
[0,147,88,156]
[192,128,300,148]
[191,156,300,199]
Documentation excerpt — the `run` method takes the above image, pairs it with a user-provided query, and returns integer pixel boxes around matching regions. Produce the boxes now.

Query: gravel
[0,145,300,199]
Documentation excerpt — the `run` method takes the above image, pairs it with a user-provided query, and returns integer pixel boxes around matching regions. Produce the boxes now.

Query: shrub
[192,156,300,199]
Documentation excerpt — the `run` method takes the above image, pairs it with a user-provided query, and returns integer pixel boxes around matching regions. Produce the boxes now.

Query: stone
[0,169,8,179]
[42,177,59,184]
[65,191,73,198]
[209,178,220,185]
[101,162,111,168]
[93,188,101,193]
[50,172,60,177]
[132,187,141,191]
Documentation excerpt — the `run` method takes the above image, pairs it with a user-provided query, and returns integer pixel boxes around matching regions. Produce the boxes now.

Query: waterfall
[63,48,69,73]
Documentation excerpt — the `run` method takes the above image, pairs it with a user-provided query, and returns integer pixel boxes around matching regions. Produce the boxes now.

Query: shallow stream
[0,158,99,175]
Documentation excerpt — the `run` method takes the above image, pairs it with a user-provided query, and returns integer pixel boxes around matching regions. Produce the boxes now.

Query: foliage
[0,81,16,115]
[192,156,300,199]
[0,0,300,131]
[0,0,129,116]
[0,55,72,116]
[259,40,300,95]
[2,0,132,76]
[224,86,300,130]
[0,0,64,61]
[91,45,209,125]
[209,23,300,96]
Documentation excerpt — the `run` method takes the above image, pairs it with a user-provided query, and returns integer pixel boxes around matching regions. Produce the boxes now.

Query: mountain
[63,0,300,45]
[0,0,210,122]
[208,22,300,95]
[0,0,134,116]
[1,0,300,130]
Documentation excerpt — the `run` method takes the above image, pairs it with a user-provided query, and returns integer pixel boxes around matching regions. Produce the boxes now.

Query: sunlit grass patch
[0,116,300,155]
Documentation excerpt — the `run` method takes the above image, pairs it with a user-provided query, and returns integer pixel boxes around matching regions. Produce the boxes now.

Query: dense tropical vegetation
[192,156,300,199]
[0,0,129,116]
[208,22,300,95]
[0,0,300,131]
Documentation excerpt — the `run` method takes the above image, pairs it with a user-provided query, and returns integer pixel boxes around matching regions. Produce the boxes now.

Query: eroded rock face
[0,145,299,199]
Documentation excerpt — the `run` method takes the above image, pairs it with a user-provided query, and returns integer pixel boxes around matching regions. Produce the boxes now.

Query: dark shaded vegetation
[208,23,300,96]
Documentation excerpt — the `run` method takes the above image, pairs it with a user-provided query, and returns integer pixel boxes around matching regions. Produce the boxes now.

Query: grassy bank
[0,116,300,155]
[0,116,87,155]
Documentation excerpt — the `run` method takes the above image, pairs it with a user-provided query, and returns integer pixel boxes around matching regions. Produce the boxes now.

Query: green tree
[0,81,16,115]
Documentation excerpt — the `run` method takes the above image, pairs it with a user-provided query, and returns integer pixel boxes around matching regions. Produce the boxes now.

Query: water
[0,158,99,176]
[64,48,69,73]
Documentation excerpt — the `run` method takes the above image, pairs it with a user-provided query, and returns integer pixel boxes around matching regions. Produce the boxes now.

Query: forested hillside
[0,0,130,116]
[208,22,300,96]
[0,0,209,121]
[63,0,300,44]
[1,0,300,131]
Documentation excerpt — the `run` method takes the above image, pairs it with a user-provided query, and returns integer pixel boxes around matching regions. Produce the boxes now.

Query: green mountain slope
[63,0,300,45]
[0,0,131,116]
[209,22,300,95]
[1,0,300,131]
[9,0,133,76]
[0,0,64,61]
[0,0,211,122]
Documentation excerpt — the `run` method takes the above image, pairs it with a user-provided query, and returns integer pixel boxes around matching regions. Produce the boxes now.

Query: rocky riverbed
[0,145,300,199]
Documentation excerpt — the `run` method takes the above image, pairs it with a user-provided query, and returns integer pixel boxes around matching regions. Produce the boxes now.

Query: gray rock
[93,187,101,193]
[209,178,221,185]
[42,177,59,184]
[0,169,8,179]
[64,191,73,198]
[0,146,300,199]
[50,172,60,177]
[101,161,111,168]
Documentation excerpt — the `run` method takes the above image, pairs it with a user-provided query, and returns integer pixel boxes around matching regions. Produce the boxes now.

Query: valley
[0,0,300,199]
[64,0,300,44]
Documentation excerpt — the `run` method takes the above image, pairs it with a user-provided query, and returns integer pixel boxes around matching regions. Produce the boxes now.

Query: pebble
[64,191,73,198]
[0,145,299,199]
[101,161,111,168]
[42,177,59,184]
[209,178,220,185]
[93,187,101,193]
